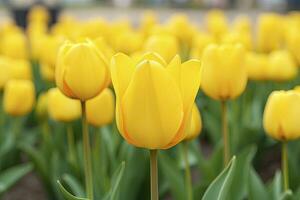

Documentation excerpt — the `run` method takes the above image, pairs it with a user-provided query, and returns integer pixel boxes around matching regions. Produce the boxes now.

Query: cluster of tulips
[1,5,300,200]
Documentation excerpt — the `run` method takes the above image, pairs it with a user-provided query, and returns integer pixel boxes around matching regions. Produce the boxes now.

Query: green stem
[81,102,94,200]
[221,101,230,166]
[282,141,289,192]
[150,149,158,200]
[67,124,76,166]
[183,142,193,200]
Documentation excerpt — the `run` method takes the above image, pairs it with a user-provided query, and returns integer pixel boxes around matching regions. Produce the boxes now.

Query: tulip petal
[121,60,183,149]
[110,53,135,100]
[164,58,201,147]
[140,52,167,66]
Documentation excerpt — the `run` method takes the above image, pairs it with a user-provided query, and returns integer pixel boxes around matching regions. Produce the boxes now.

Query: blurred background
[1,0,300,28]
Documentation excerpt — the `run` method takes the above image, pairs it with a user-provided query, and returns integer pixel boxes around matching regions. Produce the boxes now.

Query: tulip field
[1,5,300,200]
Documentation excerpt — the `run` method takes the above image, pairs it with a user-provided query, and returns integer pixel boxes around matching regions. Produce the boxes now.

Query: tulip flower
[111,52,201,200]
[3,80,35,116]
[113,31,144,54]
[201,43,247,165]
[86,88,115,127]
[56,39,110,200]
[221,31,253,50]
[27,5,50,24]
[56,39,110,101]
[201,44,247,101]
[232,15,252,33]
[245,52,269,81]
[47,88,81,122]
[79,18,111,39]
[1,32,28,59]
[285,27,300,65]
[205,10,228,40]
[144,34,179,62]
[257,13,283,52]
[166,14,197,46]
[267,50,297,81]
[140,11,157,36]
[263,90,300,192]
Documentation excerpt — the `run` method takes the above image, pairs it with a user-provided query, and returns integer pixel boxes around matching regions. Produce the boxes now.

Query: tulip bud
[86,88,115,127]
[257,13,283,52]
[201,44,247,100]
[36,92,48,120]
[113,31,144,54]
[27,5,49,24]
[2,32,28,59]
[55,40,110,101]
[232,15,252,33]
[245,52,269,81]
[111,52,201,149]
[144,34,179,63]
[140,11,157,36]
[3,80,35,116]
[0,57,10,90]
[267,50,298,81]
[221,31,253,50]
[185,104,202,141]
[205,10,228,40]
[47,88,81,122]
[263,90,300,141]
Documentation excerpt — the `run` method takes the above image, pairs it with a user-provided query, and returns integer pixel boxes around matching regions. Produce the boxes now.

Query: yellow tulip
[201,44,247,100]
[185,104,202,141]
[221,31,253,50]
[111,52,201,149]
[205,10,228,40]
[257,13,283,52]
[47,88,82,122]
[2,32,28,59]
[55,40,110,101]
[140,11,157,36]
[267,50,298,81]
[86,88,115,127]
[232,15,252,33]
[0,57,11,90]
[190,32,215,59]
[27,23,47,60]
[27,5,49,24]
[245,52,269,81]
[3,80,35,116]
[79,18,111,39]
[263,90,300,141]
[144,34,179,63]
[10,59,32,80]
[40,63,55,81]
[36,92,48,120]
[167,14,196,45]
[113,31,144,54]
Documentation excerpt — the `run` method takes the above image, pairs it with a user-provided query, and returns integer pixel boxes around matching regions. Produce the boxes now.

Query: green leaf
[159,150,186,200]
[269,171,282,200]
[248,167,269,200]
[62,174,85,198]
[202,156,236,200]
[57,180,89,200]
[227,146,257,200]
[104,161,126,200]
[0,163,33,195]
